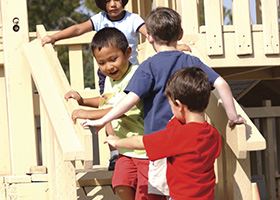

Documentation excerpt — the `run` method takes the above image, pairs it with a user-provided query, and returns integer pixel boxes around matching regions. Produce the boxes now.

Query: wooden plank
[153,0,170,7]
[76,169,113,187]
[232,0,253,55]
[29,30,94,45]
[1,0,38,174]
[31,174,48,182]
[177,0,199,34]
[204,0,224,55]
[188,28,280,68]
[244,106,280,118]
[69,45,84,91]
[36,25,93,166]
[23,39,84,160]
[261,0,280,54]
[261,100,277,199]
[0,176,5,200]
[6,182,49,200]
[4,175,31,184]
[0,65,11,175]
[84,186,119,199]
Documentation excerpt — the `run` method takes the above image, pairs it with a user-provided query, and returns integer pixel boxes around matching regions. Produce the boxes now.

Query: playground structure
[2,0,280,199]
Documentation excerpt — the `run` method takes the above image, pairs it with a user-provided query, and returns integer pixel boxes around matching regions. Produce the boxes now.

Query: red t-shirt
[143,118,222,200]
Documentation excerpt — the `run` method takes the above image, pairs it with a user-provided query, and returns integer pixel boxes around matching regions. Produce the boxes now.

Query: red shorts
[112,155,165,200]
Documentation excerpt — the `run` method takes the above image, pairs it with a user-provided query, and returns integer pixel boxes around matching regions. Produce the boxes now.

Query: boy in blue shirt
[83,7,245,198]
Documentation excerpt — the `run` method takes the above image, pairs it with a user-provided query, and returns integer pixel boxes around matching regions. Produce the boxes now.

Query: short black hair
[95,0,128,11]
[146,7,183,45]
[165,67,211,112]
[91,27,129,54]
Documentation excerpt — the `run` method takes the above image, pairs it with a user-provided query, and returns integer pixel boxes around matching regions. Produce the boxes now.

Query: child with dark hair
[65,27,164,200]
[82,7,245,198]
[42,0,147,94]
[106,67,222,200]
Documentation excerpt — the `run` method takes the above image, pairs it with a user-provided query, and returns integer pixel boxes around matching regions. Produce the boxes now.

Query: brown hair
[91,27,129,54]
[165,67,211,112]
[145,7,183,45]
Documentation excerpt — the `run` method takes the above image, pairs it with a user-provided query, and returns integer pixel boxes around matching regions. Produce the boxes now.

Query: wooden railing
[22,26,97,199]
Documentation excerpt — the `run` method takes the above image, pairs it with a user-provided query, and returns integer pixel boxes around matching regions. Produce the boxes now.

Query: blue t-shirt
[125,51,219,134]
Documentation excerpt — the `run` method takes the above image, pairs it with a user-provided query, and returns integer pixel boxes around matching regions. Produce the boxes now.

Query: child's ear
[125,46,132,58]
[147,34,154,43]
[178,28,184,41]
[175,99,184,111]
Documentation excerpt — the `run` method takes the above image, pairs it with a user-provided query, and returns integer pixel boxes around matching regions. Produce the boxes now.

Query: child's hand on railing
[64,90,83,105]
[81,119,105,134]
[41,35,55,46]
[228,114,246,128]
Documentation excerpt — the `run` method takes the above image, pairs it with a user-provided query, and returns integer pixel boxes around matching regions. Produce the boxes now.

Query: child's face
[93,45,131,81]
[105,0,124,20]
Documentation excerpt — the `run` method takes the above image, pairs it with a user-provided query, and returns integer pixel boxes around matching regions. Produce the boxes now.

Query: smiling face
[105,0,124,20]
[93,45,131,81]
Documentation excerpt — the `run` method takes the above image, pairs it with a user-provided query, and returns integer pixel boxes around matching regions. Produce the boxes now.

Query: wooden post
[1,0,37,174]
[261,100,277,200]
[0,65,11,175]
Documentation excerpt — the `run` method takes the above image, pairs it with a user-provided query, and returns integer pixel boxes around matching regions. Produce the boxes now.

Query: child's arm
[82,92,140,130]
[138,24,148,39]
[41,20,93,46]
[64,90,102,108]
[213,77,245,127]
[106,135,144,150]
[71,107,112,124]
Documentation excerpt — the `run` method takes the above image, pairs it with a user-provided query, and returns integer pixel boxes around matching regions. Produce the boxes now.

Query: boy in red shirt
[105,67,222,200]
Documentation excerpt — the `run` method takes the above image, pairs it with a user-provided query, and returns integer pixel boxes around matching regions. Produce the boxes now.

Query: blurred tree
[27,0,99,89]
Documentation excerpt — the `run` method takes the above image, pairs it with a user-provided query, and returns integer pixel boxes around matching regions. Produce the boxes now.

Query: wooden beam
[23,39,84,160]
[0,65,11,175]
[1,0,37,174]
[244,106,280,118]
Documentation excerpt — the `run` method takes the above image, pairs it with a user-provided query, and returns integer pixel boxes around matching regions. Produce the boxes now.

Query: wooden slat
[0,176,5,200]
[6,182,49,199]
[204,0,224,55]
[232,0,253,55]
[69,44,84,91]
[0,65,11,175]
[244,106,280,118]
[1,0,37,174]
[76,168,113,187]
[261,100,277,199]
[153,0,171,7]
[29,30,94,45]
[4,175,31,184]
[188,27,280,68]
[83,186,119,199]
[261,0,280,54]
[23,39,84,160]
[176,0,199,34]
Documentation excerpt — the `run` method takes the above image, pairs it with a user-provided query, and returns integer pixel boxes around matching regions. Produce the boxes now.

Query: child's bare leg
[114,186,135,200]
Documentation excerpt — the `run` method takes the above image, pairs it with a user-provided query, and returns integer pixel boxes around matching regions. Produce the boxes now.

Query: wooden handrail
[23,39,84,161]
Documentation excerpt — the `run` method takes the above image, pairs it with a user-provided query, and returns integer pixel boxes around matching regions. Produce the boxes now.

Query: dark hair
[91,27,129,54]
[95,0,128,11]
[165,67,211,112]
[145,7,183,45]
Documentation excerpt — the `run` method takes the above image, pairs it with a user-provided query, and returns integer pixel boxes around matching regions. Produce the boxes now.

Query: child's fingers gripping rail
[81,119,105,134]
